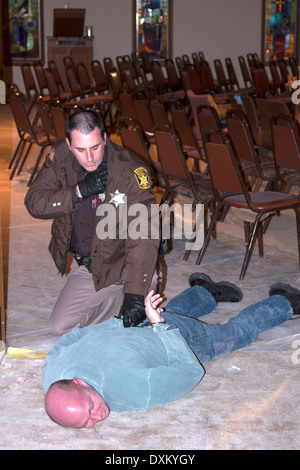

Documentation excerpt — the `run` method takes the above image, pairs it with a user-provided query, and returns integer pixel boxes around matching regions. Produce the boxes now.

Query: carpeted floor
[1,104,300,450]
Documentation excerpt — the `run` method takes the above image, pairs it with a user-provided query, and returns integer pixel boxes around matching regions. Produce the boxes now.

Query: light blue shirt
[43,317,204,411]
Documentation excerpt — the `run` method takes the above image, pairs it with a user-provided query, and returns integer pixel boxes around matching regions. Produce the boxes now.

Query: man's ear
[72,377,88,387]
[65,137,71,150]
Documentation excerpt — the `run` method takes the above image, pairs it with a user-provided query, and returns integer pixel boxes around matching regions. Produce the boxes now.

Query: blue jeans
[163,286,293,363]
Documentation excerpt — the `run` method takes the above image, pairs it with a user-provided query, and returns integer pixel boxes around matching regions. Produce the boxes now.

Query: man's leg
[50,265,161,335]
[163,294,293,363]
[49,266,124,335]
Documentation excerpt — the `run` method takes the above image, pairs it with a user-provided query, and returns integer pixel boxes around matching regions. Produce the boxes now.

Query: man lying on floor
[43,273,299,428]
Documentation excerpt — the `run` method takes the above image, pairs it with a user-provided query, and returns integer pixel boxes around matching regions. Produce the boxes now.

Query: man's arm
[24,149,78,220]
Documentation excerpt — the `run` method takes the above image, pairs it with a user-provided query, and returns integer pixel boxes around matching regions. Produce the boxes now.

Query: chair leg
[195,203,225,265]
[10,142,31,180]
[239,214,262,280]
[8,139,23,169]
[17,142,35,175]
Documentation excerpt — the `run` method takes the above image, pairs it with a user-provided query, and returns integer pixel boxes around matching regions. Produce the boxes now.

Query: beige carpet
[1,105,300,450]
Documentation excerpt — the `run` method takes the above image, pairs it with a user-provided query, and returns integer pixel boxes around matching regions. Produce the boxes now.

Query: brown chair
[238,94,262,146]
[214,59,230,92]
[21,63,39,101]
[170,104,205,172]
[165,58,182,92]
[289,56,299,79]
[91,60,110,93]
[151,62,185,104]
[149,101,171,126]
[256,98,291,150]
[118,117,161,188]
[119,93,139,121]
[269,60,287,95]
[225,57,240,91]
[50,104,67,140]
[226,109,276,191]
[45,70,73,103]
[133,98,156,146]
[194,130,300,279]
[238,56,255,92]
[33,64,51,102]
[196,104,224,149]
[153,124,215,241]
[9,89,53,185]
[48,60,69,93]
[271,114,300,192]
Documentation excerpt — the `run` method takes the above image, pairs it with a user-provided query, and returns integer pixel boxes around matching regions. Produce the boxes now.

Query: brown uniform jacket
[24,137,160,296]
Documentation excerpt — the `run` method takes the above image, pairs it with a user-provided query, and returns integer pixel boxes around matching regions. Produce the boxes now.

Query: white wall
[13,0,263,94]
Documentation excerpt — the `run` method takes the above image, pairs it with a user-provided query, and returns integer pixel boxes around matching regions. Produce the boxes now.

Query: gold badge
[134,167,150,189]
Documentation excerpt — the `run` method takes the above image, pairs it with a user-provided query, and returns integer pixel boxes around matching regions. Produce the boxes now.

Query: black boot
[188,273,243,303]
[269,282,300,317]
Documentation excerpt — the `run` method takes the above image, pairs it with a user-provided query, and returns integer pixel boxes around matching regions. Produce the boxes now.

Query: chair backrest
[21,64,39,99]
[199,61,215,92]
[9,89,33,135]
[133,99,155,133]
[123,54,138,81]
[203,131,247,200]
[197,105,223,144]
[226,109,258,165]
[108,67,123,98]
[186,90,211,140]
[103,57,115,79]
[77,62,93,95]
[119,93,138,120]
[34,64,49,96]
[175,56,184,73]
[238,56,253,88]
[151,62,167,93]
[119,117,153,170]
[50,105,67,140]
[149,101,171,126]
[214,59,229,90]
[35,98,57,141]
[45,71,61,101]
[91,60,108,92]
[141,51,153,75]
[154,124,192,182]
[170,105,201,150]
[116,55,127,77]
[63,56,78,80]
[239,94,260,144]
[225,58,240,90]
[48,60,66,92]
[165,58,181,90]
[269,60,284,93]
[271,114,300,172]
[277,59,289,83]
[252,68,271,97]
[65,65,82,98]
[256,97,290,149]
[289,56,299,78]
[186,68,204,94]
[121,67,137,94]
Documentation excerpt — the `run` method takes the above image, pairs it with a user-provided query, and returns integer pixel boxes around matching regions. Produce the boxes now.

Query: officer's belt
[71,250,92,273]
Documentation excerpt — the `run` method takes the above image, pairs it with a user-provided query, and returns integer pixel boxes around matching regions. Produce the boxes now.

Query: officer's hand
[119,293,146,327]
[77,163,107,199]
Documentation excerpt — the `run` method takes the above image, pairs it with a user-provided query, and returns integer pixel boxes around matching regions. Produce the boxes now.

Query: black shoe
[188,273,243,303]
[269,282,300,317]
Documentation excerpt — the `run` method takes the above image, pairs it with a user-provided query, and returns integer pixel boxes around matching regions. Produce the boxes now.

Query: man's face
[66,128,106,172]
[45,379,110,428]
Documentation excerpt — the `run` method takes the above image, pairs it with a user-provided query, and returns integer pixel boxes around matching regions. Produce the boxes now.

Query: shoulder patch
[134,167,150,189]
